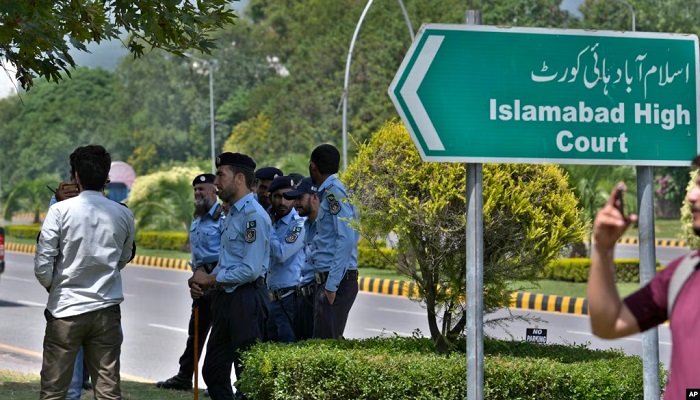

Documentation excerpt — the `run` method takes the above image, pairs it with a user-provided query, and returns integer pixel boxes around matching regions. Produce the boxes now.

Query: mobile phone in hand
[61,183,78,191]
[614,184,625,218]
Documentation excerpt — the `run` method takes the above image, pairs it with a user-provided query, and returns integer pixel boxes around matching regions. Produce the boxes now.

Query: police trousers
[313,272,359,339]
[203,281,266,400]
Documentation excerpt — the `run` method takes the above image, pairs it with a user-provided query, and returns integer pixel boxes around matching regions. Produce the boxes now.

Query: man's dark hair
[692,154,700,168]
[310,144,340,175]
[227,165,255,189]
[70,145,111,191]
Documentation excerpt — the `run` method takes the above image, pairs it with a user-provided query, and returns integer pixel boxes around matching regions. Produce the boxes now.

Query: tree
[578,0,700,35]
[237,0,575,166]
[343,121,586,352]
[0,67,126,188]
[127,166,203,233]
[0,0,237,90]
[2,176,60,223]
[468,0,574,27]
[561,165,636,256]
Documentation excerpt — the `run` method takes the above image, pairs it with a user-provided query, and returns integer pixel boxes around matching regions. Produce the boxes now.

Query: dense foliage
[1,0,696,230]
[343,121,585,351]
[0,0,237,90]
[239,335,665,400]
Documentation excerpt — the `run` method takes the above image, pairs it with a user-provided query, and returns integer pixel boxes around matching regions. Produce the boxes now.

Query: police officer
[157,173,223,391]
[254,166,283,211]
[308,144,359,339]
[283,177,319,341]
[189,153,272,400]
[265,175,306,342]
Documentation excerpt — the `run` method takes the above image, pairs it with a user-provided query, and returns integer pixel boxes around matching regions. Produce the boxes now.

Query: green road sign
[389,24,700,166]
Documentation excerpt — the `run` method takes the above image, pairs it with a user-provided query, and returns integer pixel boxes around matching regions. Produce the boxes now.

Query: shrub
[5,224,41,239]
[541,258,662,283]
[239,336,665,400]
[357,241,396,270]
[136,231,188,251]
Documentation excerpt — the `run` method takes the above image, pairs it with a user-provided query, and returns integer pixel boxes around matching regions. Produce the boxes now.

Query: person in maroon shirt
[587,156,700,400]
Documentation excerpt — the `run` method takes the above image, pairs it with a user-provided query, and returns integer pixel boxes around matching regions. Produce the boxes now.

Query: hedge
[4,224,41,239]
[136,231,187,251]
[239,336,665,400]
[541,258,663,283]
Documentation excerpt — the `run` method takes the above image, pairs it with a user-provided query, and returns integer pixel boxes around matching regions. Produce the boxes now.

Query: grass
[623,217,683,239]
[0,370,203,400]
[509,280,640,299]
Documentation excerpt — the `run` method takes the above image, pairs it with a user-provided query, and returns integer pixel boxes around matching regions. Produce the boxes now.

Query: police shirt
[212,192,272,292]
[299,218,317,286]
[267,208,305,291]
[308,174,359,292]
[190,202,223,267]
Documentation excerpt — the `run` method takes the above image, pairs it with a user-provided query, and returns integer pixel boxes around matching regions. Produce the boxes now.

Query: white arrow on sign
[398,35,446,151]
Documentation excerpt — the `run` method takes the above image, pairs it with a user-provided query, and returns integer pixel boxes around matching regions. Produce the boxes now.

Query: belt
[213,276,264,292]
[296,281,317,298]
[315,269,359,285]
[196,261,218,274]
[268,286,296,302]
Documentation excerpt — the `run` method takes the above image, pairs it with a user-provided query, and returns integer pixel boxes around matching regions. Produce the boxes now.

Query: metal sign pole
[465,11,484,400]
[637,166,660,400]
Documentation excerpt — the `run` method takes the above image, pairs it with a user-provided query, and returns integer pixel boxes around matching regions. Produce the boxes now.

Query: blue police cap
[192,173,215,186]
[267,175,297,193]
[255,167,284,181]
[283,177,318,199]
[215,152,256,170]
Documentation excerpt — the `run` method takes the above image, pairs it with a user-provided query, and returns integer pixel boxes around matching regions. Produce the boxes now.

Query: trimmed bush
[358,245,396,270]
[136,231,187,251]
[5,224,41,239]
[239,336,665,400]
[541,258,663,283]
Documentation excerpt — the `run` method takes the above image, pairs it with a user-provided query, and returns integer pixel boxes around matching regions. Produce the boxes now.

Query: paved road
[0,243,683,385]
[0,251,430,385]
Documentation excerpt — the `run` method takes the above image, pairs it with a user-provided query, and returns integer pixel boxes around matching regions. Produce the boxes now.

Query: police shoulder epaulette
[326,192,342,215]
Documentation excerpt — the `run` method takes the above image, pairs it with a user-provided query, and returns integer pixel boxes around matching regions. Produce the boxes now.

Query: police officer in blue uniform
[189,153,272,400]
[283,177,319,341]
[265,175,306,342]
[157,173,223,391]
[308,144,359,339]
[254,166,283,212]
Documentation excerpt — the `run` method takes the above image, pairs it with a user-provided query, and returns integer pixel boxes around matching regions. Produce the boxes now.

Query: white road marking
[17,300,46,307]
[149,324,188,334]
[377,307,425,316]
[1,276,35,283]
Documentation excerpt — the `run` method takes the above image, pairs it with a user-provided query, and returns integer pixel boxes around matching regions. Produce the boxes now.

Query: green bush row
[239,336,665,400]
[136,231,188,251]
[4,224,41,239]
[541,258,663,283]
[4,224,399,270]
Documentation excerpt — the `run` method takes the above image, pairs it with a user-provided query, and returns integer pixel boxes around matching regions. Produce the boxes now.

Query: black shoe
[82,380,92,390]
[156,375,192,391]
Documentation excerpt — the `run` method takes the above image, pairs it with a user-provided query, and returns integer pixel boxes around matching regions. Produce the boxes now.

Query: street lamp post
[184,53,218,173]
[615,0,636,31]
[341,0,415,170]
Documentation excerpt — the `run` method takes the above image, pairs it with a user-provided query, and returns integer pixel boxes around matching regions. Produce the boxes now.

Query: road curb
[617,237,687,247]
[509,291,587,315]
[0,243,659,317]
